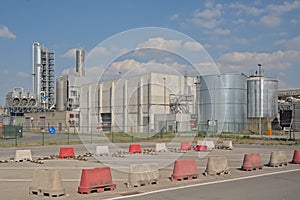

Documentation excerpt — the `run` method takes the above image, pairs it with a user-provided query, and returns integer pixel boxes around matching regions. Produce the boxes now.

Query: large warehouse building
[78,71,278,135]
[79,73,196,134]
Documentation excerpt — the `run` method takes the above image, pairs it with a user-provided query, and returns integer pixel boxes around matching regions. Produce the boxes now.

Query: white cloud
[217,50,300,72]
[191,18,220,29]
[285,35,300,50]
[0,25,16,39]
[260,15,281,27]
[101,58,202,79]
[183,41,203,51]
[191,3,223,29]
[170,14,179,21]
[62,48,77,58]
[233,38,252,45]
[230,1,300,27]
[232,19,246,24]
[61,68,75,75]
[267,0,300,15]
[212,28,231,35]
[16,72,30,78]
[229,3,264,16]
[137,37,181,50]
[291,18,298,24]
[0,69,9,74]
[91,46,110,56]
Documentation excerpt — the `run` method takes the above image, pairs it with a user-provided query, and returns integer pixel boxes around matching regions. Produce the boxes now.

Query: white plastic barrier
[128,162,159,187]
[95,146,109,156]
[197,140,215,150]
[155,143,167,152]
[14,149,32,161]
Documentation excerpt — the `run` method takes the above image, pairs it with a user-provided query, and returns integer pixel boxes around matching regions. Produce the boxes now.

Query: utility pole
[258,64,262,139]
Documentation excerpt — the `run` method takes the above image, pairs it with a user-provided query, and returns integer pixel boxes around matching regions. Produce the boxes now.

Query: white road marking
[105,168,300,200]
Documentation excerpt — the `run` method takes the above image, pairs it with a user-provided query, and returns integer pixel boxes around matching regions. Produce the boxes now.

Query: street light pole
[258,64,262,139]
[163,77,166,113]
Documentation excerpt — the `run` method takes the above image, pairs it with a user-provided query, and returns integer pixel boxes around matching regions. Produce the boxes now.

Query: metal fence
[0,120,288,147]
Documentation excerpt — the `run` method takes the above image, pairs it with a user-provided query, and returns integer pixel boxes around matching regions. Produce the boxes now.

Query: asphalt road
[0,143,299,200]
[112,169,300,200]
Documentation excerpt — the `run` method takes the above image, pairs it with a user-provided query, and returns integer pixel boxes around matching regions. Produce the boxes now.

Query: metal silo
[199,74,247,132]
[247,76,278,118]
[56,76,67,111]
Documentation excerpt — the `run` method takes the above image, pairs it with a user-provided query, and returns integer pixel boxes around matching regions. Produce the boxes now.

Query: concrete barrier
[197,140,215,150]
[128,162,159,187]
[155,143,167,152]
[95,146,109,156]
[14,149,32,162]
[29,169,65,197]
[268,151,288,167]
[204,156,230,175]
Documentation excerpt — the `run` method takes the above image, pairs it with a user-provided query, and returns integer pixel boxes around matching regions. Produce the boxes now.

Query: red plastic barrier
[194,145,208,152]
[78,167,116,194]
[241,153,263,171]
[171,159,199,181]
[241,154,253,171]
[251,153,263,169]
[129,144,142,154]
[292,150,300,164]
[57,147,75,159]
[180,142,191,150]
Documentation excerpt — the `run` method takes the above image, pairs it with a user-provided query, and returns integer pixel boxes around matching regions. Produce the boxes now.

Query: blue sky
[0,0,300,106]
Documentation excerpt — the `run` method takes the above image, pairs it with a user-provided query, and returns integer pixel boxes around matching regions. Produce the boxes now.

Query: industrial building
[79,73,196,134]
[77,70,279,135]
[5,42,55,115]
[4,42,300,137]
[32,42,55,110]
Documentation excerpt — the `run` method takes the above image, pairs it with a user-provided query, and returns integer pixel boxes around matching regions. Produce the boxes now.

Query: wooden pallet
[242,166,263,171]
[129,180,158,187]
[204,170,230,176]
[30,190,64,197]
[269,162,288,167]
[78,184,116,194]
[171,174,199,181]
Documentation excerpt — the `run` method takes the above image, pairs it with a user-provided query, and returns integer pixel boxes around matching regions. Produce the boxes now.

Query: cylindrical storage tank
[247,77,278,118]
[56,76,67,111]
[28,93,36,106]
[20,92,28,106]
[199,74,247,133]
[33,42,41,102]
[11,91,20,106]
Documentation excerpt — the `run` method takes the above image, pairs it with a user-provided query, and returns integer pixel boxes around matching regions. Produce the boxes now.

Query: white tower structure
[32,42,55,110]
[76,49,85,77]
